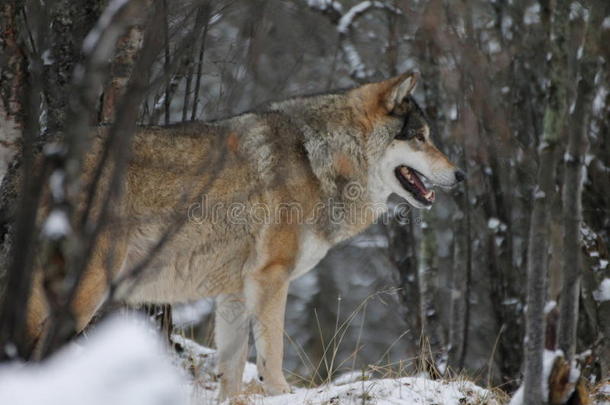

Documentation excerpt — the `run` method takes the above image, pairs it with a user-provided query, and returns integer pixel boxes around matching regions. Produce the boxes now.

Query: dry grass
[173,290,513,404]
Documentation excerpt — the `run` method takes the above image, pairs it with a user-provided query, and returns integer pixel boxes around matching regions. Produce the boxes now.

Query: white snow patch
[209,12,223,25]
[523,3,540,25]
[306,0,343,13]
[448,103,458,120]
[332,370,372,385]
[342,42,367,79]
[49,170,65,201]
[173,299,214,327]
[488,39,501,54]
[349,234,388,248]
[487,217,501,230]
[42,209,71,239]
[241,376,500,405]
[569,2,589,22]
[544,300,557,314]
[42,49,55,66]
[592,86,607,114]
[534,188,546,199]
[0,316,188,405]
[593,278,610,302]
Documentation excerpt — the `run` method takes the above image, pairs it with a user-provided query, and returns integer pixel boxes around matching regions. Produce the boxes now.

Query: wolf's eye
[415,133,425,142]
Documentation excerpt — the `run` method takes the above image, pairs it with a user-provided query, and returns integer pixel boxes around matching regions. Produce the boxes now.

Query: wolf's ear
[384,72,418,113]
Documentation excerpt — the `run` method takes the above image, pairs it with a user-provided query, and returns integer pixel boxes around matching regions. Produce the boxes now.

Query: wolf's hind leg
[216,292,249,401]
[245,265,291,396]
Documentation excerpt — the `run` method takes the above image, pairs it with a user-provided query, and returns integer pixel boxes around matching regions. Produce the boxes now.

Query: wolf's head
[351,73,465,209]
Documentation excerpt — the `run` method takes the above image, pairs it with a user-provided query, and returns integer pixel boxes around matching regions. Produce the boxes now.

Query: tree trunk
[523,1,569,403]
[44,0,103,133]
[0,2,26,183]
[418,211,444,376]
[447,180,470,371]
[387,207,421,359]
[100,18,146,123]
[557,5,602,362]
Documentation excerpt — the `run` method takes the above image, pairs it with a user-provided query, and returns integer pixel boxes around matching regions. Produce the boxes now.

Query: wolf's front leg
[245,265,291,396]
[215,293,249,401]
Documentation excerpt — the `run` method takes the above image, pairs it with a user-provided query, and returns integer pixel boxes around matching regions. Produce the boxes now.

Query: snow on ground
[593,278,610,302]
[230,376,503,405]
[0,316,188,405]
[0,316,507,404]
[172,334,505,405]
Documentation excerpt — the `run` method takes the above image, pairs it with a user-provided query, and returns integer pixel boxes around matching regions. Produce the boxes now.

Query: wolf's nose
[455,170,466,182]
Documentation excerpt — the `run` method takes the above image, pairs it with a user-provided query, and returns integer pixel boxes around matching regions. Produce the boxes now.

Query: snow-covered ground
[172,324,506,404]
[2,316,606,405]
[0,316,187,405]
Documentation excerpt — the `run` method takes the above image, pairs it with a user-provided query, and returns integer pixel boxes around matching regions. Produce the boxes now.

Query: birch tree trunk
[100,18,146,123]
[522,1,569,403]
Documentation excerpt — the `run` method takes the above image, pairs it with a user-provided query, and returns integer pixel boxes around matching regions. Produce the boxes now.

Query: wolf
[3,72,463,399]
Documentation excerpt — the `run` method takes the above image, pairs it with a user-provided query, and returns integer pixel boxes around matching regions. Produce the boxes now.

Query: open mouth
[394,166,435,206]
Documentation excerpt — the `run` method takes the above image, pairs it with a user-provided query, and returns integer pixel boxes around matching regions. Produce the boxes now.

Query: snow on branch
[338,1,401,34]
[306,0,343,14]
[305,0,401,81]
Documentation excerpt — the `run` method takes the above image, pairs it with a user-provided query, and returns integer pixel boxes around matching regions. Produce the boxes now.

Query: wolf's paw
[262,378,291,396]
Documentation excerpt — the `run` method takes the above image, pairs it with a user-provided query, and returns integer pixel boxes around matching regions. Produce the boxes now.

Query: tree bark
[523,1,569,403]
[557,3,603,362]
[99,14,146,123]
[0,2,26,183]
[447,179,470,371]
[44,0,103,133]
[0,92,44,359]
[387,207,421,358]
[418,211,444,376]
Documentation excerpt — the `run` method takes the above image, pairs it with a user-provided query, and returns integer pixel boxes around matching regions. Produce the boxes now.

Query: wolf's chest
[290,230,331,280]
